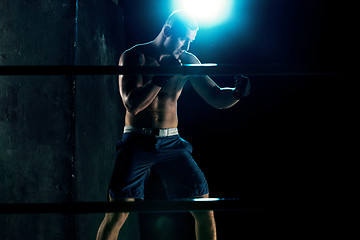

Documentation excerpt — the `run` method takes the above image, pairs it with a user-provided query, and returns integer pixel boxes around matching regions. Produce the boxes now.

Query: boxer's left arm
[181,52,246,109]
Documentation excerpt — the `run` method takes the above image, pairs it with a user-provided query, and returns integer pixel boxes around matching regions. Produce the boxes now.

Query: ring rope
[0,64,356,76]
[0,198,270,214]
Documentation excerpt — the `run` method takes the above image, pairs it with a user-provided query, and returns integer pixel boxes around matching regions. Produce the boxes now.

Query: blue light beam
[172,0,234,27]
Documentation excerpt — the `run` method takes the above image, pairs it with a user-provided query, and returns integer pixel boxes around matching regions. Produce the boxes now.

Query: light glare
[172,0,234,27]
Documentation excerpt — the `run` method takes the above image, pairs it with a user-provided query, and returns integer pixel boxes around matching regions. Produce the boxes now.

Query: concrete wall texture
[0,0,127,239]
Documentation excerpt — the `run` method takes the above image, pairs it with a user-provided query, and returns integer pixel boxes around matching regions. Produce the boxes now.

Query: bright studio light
[172,0,234,27]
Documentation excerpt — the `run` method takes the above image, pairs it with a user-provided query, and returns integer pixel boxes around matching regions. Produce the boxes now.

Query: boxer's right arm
[118,50,161,115]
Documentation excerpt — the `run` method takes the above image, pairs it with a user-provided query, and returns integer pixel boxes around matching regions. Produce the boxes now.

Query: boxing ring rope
[0,64,357,77]
[0,198,270,214]
[0,63,354,215]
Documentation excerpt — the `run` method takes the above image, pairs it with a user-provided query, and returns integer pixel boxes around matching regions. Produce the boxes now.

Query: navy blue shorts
[108,133,209,200]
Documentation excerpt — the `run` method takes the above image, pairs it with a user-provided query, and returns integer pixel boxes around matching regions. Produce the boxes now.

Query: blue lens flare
[172,0,234,27]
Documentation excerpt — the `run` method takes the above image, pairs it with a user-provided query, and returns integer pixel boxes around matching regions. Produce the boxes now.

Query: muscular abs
[124,74,187,129]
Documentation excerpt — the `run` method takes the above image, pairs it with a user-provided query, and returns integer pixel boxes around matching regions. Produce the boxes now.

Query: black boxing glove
[234,75,251,100]
[152,56,182,87]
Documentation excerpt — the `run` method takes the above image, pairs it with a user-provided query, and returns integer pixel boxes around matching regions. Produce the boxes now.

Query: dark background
[122,1,357,239]
[0,0,357,239]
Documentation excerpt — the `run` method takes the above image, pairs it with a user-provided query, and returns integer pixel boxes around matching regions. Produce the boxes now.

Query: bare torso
[121,43,191,129]
[124,74,187,128]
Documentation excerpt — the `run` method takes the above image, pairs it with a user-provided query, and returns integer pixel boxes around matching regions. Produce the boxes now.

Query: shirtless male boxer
[96,10,250,240]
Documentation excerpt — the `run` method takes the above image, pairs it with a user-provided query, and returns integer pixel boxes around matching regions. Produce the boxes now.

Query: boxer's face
[163,25,197,59]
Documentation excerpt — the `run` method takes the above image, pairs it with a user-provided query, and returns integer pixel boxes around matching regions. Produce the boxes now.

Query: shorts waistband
[123,126,178,137]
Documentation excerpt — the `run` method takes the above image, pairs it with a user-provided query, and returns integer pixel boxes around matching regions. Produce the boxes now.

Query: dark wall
[0,1,76,239]
[73,0,137,239]
[0,0,129,239]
